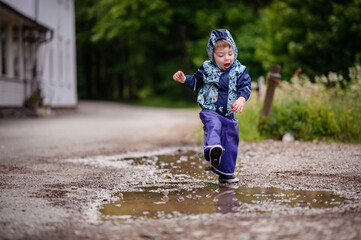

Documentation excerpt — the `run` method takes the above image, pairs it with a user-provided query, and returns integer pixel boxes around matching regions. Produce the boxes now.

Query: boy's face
[213,46,234,70]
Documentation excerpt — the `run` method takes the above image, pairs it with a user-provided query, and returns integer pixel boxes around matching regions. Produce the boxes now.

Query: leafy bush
[258,100,340,141]
[258,65,361,143]
[24,89,43,109]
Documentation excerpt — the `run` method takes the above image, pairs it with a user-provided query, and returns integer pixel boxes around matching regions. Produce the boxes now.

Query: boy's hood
[206,29,238,62]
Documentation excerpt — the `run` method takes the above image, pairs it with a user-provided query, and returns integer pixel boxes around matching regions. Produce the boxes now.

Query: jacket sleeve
[183,64,205,91]
[237,68,252,101]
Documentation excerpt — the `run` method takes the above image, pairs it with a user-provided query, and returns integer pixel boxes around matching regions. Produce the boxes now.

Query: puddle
[99,149,353,221]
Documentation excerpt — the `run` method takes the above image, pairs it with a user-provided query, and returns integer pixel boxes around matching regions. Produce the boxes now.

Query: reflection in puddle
[99,149,353,221]
[100,184,350,221]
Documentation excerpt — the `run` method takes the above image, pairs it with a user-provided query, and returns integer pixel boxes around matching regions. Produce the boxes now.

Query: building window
[58,35,63,86]
[66,39,71,88]
[49,44,54,83]
[0,22,6,75]
[13,25,20,77]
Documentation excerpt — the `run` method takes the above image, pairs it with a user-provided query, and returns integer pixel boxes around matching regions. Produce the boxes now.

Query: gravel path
[0,101,360,240]
[0,101,200,161]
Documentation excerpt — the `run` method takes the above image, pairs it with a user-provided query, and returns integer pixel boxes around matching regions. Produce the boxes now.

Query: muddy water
[99,149,352,221]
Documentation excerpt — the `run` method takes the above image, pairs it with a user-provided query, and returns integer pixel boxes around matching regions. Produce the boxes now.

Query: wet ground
[0,102,361,240]
[62,143,360,240]
[97,149,354,221]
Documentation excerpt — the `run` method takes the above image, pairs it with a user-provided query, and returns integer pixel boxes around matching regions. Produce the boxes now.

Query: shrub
[259,100,340,141]
[258,65,361,143]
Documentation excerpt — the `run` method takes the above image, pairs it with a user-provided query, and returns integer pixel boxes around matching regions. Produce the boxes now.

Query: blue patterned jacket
[183,29,251,117]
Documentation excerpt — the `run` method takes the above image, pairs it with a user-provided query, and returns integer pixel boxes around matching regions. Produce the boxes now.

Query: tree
[75,0,269,102]
[255,0,361,80]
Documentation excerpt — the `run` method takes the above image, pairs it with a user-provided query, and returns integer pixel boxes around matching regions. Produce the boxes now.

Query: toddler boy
[173,29,251,183]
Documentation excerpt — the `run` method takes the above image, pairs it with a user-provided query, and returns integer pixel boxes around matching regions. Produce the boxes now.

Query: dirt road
[0,101,201,161]
[0,101,360,240]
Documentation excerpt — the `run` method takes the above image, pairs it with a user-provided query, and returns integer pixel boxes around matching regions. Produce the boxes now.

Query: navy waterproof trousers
[199,110,239,176]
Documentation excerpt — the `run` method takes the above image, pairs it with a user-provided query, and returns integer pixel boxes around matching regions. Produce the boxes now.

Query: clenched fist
[173,71,186,83]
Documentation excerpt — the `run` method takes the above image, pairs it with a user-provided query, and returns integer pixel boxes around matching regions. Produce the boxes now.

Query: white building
[0,0,77,108]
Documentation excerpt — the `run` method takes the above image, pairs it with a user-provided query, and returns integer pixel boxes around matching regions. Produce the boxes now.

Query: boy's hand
[232,97,246,114]
[173,71,186,83]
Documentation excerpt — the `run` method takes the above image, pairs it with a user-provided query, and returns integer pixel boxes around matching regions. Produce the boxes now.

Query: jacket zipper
[193,78,197,91]
[206,85,213,100]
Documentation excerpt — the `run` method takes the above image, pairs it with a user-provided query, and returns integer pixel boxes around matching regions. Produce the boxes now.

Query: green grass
[236,96,266,141]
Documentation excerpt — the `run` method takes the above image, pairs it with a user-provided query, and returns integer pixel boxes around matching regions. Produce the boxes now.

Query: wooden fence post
[260,64,281,118]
